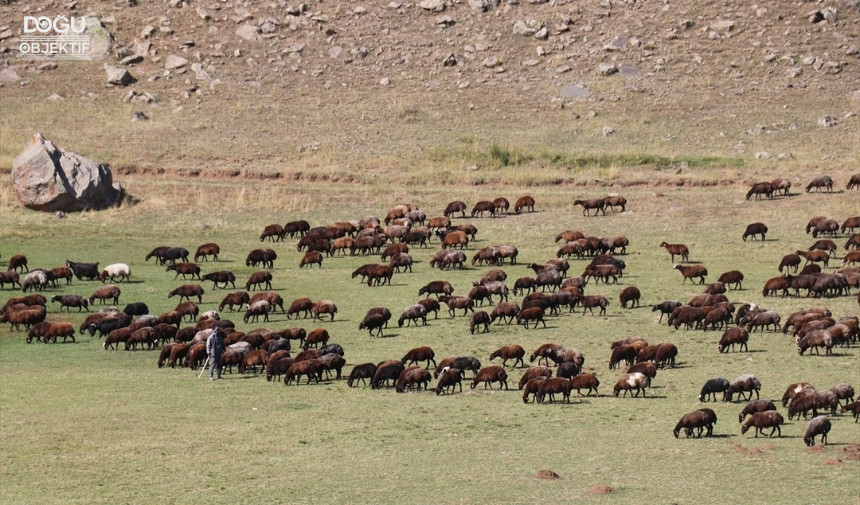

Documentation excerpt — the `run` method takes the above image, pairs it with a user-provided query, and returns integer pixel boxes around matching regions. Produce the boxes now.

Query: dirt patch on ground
[587,485,615,495]
[729,443,776,456]
[842,444,860,461]
[822,457,843,466]
[535,469,560,480]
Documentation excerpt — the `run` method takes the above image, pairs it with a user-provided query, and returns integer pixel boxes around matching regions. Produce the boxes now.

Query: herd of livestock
[2,174,859,446]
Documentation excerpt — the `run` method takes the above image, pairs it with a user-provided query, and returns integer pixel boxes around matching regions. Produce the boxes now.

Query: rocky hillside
[0,0,858,172]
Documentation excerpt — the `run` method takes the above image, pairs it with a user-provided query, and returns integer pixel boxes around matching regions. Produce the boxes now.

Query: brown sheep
[440,295,474,318]
[522,377,547,403]
[90,285,121,305]
[287,297,314,319]
[302,328,330,350]
[51,294,89,312]
[613,372,651,397]
[603,195,627,212]
[441,230,470,249]
[806,175,833,193]
[469,310,491,334]
[360,313,387,337]
[244,271,273,291]
[8,254,29,272]
[238,349,269,374]
[471,201,496,218]
[194,243,220,262]
[401,346,436,369]
[803,416,831,446]
[518,366,553,389]
[514,195,535,213]
[435,367,464,395]
[470,365,509,390]
[555,230,584,243]
[718,327,749,353]
[373,360,406,389]
[535,377,573,403]
[395,366,432,393]
[660,242,689,263]
[311,300,337,321]
[741,411,784,438]
[284,359,323,385]
[489,344,526,368]
[347,363,377,388]
[490,301,520,324]
[492,197,510,215]
[609,345,637,370]
[517,306,546,329]
[738,399,777,423]
[674,409,717,438]
[782,382,816,408]
[674,264,708,284]
[576,294,609,316]
[529,343,563,366]
[746,182,775,200]
[43,322,76,343]
[797,329,833,356]
[573,198,605,216]
[166,262,201,281]
[717,270,744,290]
[570,373,600,397]
[167,284,203,303]
[619,286,641,309]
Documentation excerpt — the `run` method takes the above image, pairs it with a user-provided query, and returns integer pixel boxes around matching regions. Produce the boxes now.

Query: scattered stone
[0,28,12,40]
[79,18,115,60]
[814,60,841,75]
[105,64,135,86]
[710,20,735,32]
[588,485,614,495]
[121,54,144,65]
[131,111,149,121]
[469,0,499,11]
[11,133,123,212]
[164,55,189,70]
[47,93,64,100]
[603,126,615,136]
[236,24,260,41]
[37,62,58,71]
[598,63,618,76]
[0,69,21,82]
[380,77,391,86]
[419,0,446,12]
[442,53,457,67]
[777,152,793,160]
[196,6,212,20]
[122,89,157,104]
[141,25,156,39]
[755,151,772,159]
[535,470,559,480]
[482,56,500,68]
[436,16,455,27]
[817,116,837,127]
[603,36,627,51]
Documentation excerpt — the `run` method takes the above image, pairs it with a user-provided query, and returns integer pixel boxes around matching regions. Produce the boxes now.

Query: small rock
[380,77,391,86]
[817,116,837,127]
[105,64,135,86]
[141,25,156,39]
[0,69,22,82]
[419,0,446,12]
[603,126,615,136]
[196,6,212,20]
[131,111,149,121]
[598,63,618,76]
[535,470,560,480]
[236,24,260,41]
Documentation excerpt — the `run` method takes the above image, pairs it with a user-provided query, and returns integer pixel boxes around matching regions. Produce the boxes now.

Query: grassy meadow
[0,169,858,504]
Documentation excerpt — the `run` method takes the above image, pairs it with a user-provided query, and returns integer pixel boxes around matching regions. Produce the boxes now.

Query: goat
[674,409,717,438]
[806,175,833,193]
[488,344,525,368]
[660,242,689,263]
[674,264,708,284]
[470,365,509,390]
[803,416,831,446]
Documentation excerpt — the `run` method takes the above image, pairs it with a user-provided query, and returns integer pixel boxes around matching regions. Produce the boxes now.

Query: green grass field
[1,172,858,504]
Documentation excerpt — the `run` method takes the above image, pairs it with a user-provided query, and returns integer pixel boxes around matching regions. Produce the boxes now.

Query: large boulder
[11,133,122,212]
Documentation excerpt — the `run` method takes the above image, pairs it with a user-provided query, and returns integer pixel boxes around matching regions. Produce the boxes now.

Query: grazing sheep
[744,310,781,333]
[797,329,834,356]
[762,276,790,297]
[470,201,496,218]
[395,366,432,393]
[201,271,236,289]
[717,270,744,290]
[521,377,547,403]
[51,294,89,312]
[674,409,717,438]
[746,181,776,200]
[42,322,76,344]
[490,301,520,324]
[831,383,855,406]
[489,344,526,368]
[245,270,273,292]
[470,365,509,390]
[514,195,535,213]
[302,328,330,350]
[360,313,387,337]
[782,382,816,408]
[518,366,553,390]
[167,284,203,303]
[609,344,638,370]
[218,292,250,312]
[0,270,21,289]
[435,367,464,395]
[286,297,314,319]
[613,372,650,397]
[245,248,277,268]
[401,346,436,369]
[284,359,324,385]
[8,254,29,272]
[626,362,656,380]
[194,243,220,262]
[517,306,546,329]
[439,295,474,318]
[619,286,641,309]
[738,400,778,423]
[699,378,731,402]
[576,294,609,316]
[469,310,491,334]
[347,363,378,388]
[811,219,839,239]
[741,411,784,438]
[243,300,272,324]
[840,399,860,422]
[725,374,761,402]
[535,377,574,403]
[674,264,708,284]
[806,175,833,193]
[803,416,831,446]
[718,327,749,353]
[21,270,48,292]
[778,254,801,273]
[99,263,131,283]
[311,300,337,321]
[372,360,406,389]
[603,194,627,212]
[443,201,467,219]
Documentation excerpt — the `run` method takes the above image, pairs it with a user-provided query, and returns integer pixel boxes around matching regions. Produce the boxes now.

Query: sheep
[88,285,121,305]
[619,286,641,309]
[245,248,277,268]
[439,295,474,318]
[715,270,743,290]
[125,327,157,351]
[259,223,285,242]
[50,294,89,312]
[489,302,520,325]
[609,345,638,370]
[841,216,860,235]
[440,230,470,250]
[470,365,509,390]
[25,321,51,343]
[96,263,131,283]
[603,194,627,212]
[472,246,501,266]
[372,360,406,389]
[218,291,250,312]
[535,377,574,403]
[8,254,29,272]
[491,197,510,215]
[761,276,790,298]
[788,388,820,420]
[626,362,656,381]
[487,344,526,368]
[167,284,203,304]
[797,329,834,356]
[674,409,717,438]
[471,201,496,218]
[443,200,467,219]
[613,372,650,397]
[746,182,775,200]
[201,271,236,289]
[583,264,620,284]
[103,327,133,350]
[812,390,840,416]
[193,242,220,262]
[806,175,833,193]
[811,219,839,239]
[311,300,337,321]
[360,313,387,337]
[20,270,48,292]
[718,327,749,353]
[435,367,464,395]
[651,301,681,323]
[469,310,491,334]
[831,383,855,406]
[395,366,432,393]
[516,306,546,329]
[573,198,606,216]
[286,297,314,319]
[660,242,689,263]
[673,264,708,284]
[804,416,831,446]
[725,374,761,402]
[388,253,413,273]
[243,300,272,324]
[401,346,436,369]
[577,294,609,316]
[514,195,535,213]
[742,310,781,333]
[363,264,394,286]
[0,270,21,289]
[841,400,860,422]
[782,382,816,408]
[740,411,784,438]
[699,378,730,402]
[265,354,294,382]
[65,260,100,281]
[302,328,330,351]
[529,343,563,366]
[347,363,377,388]
[518,366,553,390]
[534,268,562,292]
[522,377,547,403]
[771,177,792,196]
[284,359,324,385]
[174,301,199,322]
[43,322,76,344]
[737,399,777,423]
